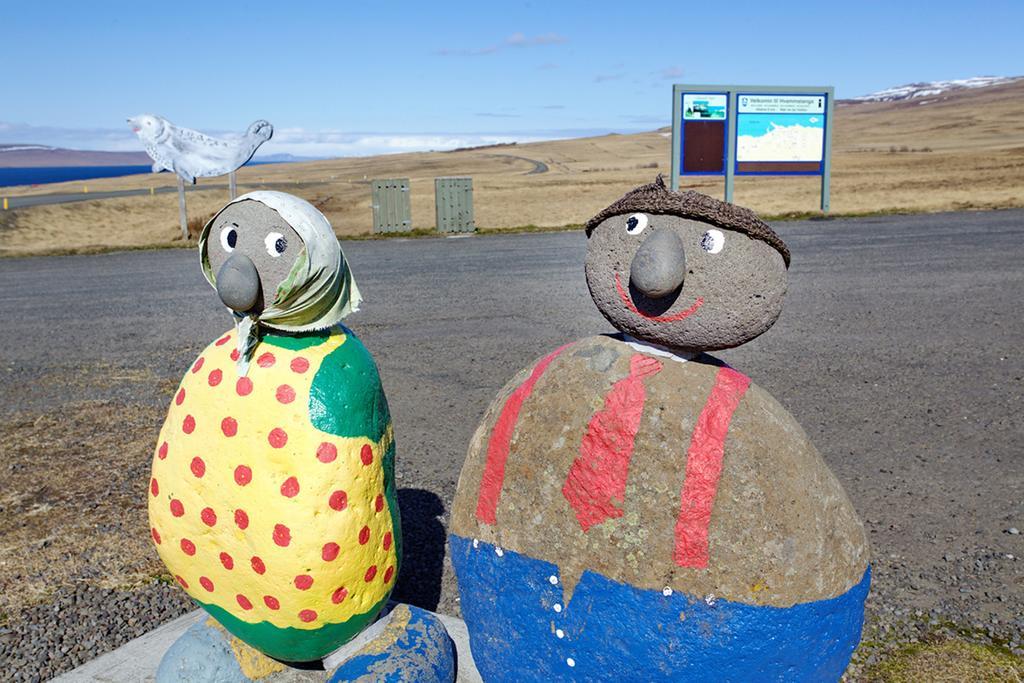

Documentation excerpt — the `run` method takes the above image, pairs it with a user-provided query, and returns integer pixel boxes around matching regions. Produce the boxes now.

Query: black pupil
[627,217,638,231]
[226,229,237,248]
[275,237,287,254]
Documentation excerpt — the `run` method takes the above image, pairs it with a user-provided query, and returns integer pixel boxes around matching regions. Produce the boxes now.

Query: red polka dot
[182,415,196,434]
[316,442,337,463]
[290,357,310,373]
[275,384,295,404]
[280,476,300,498]
[294,575,313,590]
[230,349,240,362]
[268,428,288,448]
[199,576,214,592]
[257,352,276,368]
[150,478,159,496]
[221,417,238,437]
[364,565,378,582]
[250,556,266,575]
[219,552,234,570]
[190,457,206,478]
[235,377,252,396]
[157,442,168,460]
[236,594,253,610]
[360,444,373,466]
[358,526,370,545]
[151,528,161,544]
[200,507,217,527]
[234,509,249,529]
[208,369,223,387]
[375,494,384,513]
[383,532,393,551]
[234,465,252,486]
[322,543,340,562]
[329,490,348,511]
[298,609,317,623]
[332,587,348,604]
[175,388,186,405]
[273,524,291,547]
[216,334,231,346]
[384,566,395,584]
[192,357,205,373]
[263,595,280,610]
[169,499,185,517]
[180,538,196,556]
[176,575,189,589]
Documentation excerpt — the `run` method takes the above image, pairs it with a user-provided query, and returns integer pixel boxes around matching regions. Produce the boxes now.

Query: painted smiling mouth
[614,272,703,322]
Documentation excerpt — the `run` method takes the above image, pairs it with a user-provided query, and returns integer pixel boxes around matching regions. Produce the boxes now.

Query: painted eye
[265,232,287,257]
[219,226,237,251]
[625,213,648,235]
[701,229,725,254]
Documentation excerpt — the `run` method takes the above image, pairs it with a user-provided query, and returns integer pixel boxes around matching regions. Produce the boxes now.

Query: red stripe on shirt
[475,344,572,525]
[673,366,751,568]
[563,354,663,531]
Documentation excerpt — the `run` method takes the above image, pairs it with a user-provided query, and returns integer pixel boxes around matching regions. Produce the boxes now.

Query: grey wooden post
[177,176,188,240]
[724,91,737,204]
[229,171,237,200]
[821,88,835,213]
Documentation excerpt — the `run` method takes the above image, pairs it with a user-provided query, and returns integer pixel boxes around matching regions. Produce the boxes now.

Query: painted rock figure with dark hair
[449,177,870,682]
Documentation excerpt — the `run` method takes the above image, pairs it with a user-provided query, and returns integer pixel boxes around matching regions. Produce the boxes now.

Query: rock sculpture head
[584,176,790,353]
[198,191,361,373]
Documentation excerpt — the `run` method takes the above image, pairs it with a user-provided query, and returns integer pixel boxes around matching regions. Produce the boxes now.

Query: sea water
[0,165,152,188]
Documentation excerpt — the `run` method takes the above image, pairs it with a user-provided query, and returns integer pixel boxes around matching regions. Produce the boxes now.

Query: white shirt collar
[617,334,696,364]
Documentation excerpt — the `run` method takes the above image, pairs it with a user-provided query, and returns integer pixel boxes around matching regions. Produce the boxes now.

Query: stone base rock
[155,603,454,682]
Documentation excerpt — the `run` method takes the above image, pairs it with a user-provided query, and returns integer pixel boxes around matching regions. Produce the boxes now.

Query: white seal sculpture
[127,114,273,183]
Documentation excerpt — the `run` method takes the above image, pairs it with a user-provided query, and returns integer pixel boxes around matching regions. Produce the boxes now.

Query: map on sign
[736,94,825,163]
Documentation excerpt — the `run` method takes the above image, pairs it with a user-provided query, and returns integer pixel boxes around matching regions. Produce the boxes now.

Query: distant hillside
[842,76,1023,104]
[2,74,1023,256]
[0,145,151,168]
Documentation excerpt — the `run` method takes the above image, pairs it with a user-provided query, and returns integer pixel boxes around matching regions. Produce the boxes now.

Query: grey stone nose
[630,227,687,298]
[216,253,262,313]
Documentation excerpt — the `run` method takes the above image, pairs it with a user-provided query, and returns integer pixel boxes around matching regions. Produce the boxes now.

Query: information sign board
[671,84,834,211]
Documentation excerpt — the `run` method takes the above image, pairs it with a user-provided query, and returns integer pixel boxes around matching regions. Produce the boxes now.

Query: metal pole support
[177,176,188,240]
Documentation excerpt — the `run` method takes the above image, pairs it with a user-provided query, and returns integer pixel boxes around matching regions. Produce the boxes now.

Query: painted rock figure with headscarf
[148,192,400,664]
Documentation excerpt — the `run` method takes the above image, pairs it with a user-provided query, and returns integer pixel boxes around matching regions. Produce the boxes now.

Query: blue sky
[2,0,1022,157]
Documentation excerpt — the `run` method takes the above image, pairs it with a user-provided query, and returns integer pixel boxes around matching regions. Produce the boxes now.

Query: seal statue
[127,114,273,183]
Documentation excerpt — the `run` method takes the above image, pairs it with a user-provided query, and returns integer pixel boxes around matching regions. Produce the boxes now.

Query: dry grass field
[2,79,1022,256]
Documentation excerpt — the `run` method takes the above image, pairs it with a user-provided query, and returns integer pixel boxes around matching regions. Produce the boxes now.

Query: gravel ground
[0,209,1021,680]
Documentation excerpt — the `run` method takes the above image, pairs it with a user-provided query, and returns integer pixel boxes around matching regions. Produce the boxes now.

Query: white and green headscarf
[198,191,362,375]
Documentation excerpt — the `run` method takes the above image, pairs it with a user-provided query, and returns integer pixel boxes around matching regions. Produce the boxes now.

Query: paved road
[1,179,330,209]
[488,153,549,174]
[1,210,1022,642]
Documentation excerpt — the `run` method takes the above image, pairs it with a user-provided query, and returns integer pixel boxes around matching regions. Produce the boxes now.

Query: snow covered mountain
[849,76,1023,103]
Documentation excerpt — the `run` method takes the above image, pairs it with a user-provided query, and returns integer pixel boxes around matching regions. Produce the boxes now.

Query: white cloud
[659,66,685,80]
[0,119,655,159]
[435,32,567,56]
[0,120,575,158]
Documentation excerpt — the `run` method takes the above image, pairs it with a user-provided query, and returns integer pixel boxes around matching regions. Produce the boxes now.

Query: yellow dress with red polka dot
[148,326,399,662]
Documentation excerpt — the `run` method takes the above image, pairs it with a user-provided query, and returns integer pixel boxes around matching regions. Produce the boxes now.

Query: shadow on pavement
[393,488,447,612]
